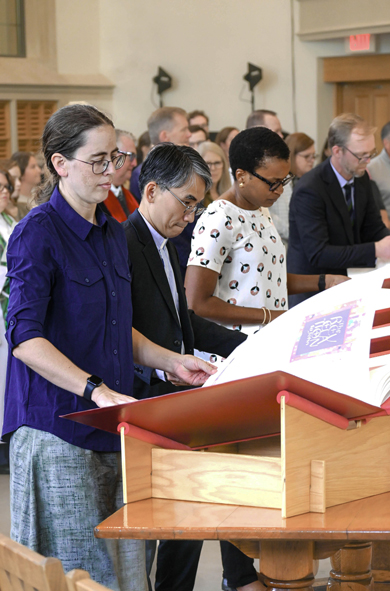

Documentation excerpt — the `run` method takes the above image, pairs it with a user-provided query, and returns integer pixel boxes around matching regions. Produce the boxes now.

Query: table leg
[372,541,390,584]
[260,541,317,591]
[329,542,374,591]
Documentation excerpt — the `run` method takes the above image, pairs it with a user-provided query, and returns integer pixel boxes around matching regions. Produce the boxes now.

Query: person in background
[2,104,215,591]
[246,109,284,138]
[10,151,42,219]
[269,133,317,246]
[136,131,151,164]
[288,113,390,306]
[130,107,191,203]
[0,159,20,220]
[198,141,231,206]
[101,129,139,222]
[188,124,208,151]
[187,109,209,134]
[215,126,239,164]
[368,121,390,219]
[0,167,17,474]
[321,137,332,162]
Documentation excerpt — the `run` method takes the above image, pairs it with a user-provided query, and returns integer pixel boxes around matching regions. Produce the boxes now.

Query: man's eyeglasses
[118,150,137,162]
[343,146,377,163]
[250,171,295,193]
[0,183,12,193]
[72,153,126,175]
[165,187,205,217]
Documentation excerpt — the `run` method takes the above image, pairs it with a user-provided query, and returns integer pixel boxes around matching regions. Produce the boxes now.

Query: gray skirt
[10,426,147,591]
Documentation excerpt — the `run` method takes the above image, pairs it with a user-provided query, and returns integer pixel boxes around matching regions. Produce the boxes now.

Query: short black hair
[229,127,290,179]
[246,109,277,129]
[139,143,212,196]
[381,121,390,142]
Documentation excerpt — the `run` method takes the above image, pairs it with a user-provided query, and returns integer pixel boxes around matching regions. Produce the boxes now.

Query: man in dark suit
[123,144,262,591]
[288,113,390,305]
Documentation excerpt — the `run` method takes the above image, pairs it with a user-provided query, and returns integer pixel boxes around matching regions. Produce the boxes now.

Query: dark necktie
[117,188,130,218]
[344,183,354,226]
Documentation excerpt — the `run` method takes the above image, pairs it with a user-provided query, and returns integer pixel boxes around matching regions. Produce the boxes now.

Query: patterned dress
[188,199,288,336]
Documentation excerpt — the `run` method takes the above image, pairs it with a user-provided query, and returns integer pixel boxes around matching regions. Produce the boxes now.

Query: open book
[205,265,390,409]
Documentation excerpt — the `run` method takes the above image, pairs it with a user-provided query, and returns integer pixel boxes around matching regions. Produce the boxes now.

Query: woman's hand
[325,274,350,289]
[165,355,217,387]
[91,384,137,408]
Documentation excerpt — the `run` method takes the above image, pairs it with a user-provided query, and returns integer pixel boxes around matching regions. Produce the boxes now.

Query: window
[0,0,25,57]
[17,100,57,152]
[0,101,11,159]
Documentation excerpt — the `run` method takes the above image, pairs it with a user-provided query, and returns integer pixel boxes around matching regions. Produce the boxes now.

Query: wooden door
[336,82,390,149]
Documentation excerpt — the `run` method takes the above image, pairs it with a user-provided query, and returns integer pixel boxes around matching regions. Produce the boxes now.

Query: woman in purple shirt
[2,104,215,591]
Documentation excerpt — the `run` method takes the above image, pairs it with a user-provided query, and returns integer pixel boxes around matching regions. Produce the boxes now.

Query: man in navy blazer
[123,144,259,591]
[288,113,390,305]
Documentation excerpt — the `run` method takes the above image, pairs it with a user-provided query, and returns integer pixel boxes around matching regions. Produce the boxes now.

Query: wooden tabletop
[95,492,390,542]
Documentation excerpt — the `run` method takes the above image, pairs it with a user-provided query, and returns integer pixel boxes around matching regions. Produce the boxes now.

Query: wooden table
[95,493,390,591]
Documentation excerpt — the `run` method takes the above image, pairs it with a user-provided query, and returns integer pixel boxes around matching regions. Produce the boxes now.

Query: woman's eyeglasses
[249,171,295,192]
[0,183,12,193]
[206,161,223,170]
[118,150,137,162]
[72,153,126,175]
[297,153,318,161]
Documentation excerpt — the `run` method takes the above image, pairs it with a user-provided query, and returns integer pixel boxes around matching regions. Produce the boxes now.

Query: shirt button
[112,319,117,325]
[9,320,14,326]
[115,380,119,386]
[102,261,107,266]
[111,291,116,297]
[113,349,118,355]
[85,278,90,283]
[174,339,181,347]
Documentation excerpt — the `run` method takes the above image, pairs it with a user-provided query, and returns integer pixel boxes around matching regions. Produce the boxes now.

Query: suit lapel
[130,211,181,324]
[323,161,354,245]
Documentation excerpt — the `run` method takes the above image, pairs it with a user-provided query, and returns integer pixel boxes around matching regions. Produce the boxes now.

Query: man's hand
[375,236,390,260]
[91,384,137,408]
[325,275,350,289]
[165,355,217,387]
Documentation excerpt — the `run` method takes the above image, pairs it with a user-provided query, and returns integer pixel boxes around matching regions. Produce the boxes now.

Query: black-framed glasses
[72,153,126,175]
[343,146,377,163]
[250,171,295,192]
[0,183,12,192]
[164,187,205,217]
[118,150,137,162]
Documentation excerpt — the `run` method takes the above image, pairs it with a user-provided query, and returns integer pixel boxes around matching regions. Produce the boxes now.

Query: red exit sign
[348,34,376,53]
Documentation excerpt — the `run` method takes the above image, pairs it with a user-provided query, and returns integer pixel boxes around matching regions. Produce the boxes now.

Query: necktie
[344,183,354,226]
[117,188,130,218]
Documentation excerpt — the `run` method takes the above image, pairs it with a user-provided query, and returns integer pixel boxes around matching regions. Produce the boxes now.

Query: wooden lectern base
[95,493,390,591]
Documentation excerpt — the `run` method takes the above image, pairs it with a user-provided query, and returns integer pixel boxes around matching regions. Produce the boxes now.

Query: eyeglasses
[297,152,318,161]
[164,187,206,217]
[250,171,295,192]
[206,161,223,170]
[0,183,12,193]
[118,150,137,162]
[72,153,126,175]
[343,146,377,163]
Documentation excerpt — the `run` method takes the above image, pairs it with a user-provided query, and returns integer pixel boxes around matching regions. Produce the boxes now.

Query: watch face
[88,375,103,387]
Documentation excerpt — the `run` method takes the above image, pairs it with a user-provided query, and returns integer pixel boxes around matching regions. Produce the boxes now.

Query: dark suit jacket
[123,210,247,399]
[288,158,389,278]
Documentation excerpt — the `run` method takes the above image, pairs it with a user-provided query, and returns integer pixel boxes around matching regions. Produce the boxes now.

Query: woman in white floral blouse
[185,127,348,335]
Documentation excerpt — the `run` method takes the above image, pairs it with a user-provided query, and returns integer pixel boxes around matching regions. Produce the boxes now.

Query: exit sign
[345,34,376,54]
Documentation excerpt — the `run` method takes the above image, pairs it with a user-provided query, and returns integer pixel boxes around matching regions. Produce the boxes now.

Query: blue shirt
[2,186,134,451]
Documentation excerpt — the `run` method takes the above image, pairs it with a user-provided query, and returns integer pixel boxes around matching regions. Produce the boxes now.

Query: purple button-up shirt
[2,186,134,451]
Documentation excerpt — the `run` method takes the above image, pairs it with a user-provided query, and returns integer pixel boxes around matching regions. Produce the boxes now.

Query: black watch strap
[84,375,104,401]
[318,274,326,292]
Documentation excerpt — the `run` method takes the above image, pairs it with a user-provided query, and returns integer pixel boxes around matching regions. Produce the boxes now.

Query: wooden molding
[323,55,390,83]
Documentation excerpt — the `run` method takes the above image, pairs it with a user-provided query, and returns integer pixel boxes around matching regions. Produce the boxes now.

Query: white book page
[205,265,390,407]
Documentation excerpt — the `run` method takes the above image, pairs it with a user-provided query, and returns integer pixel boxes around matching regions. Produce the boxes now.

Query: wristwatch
[84,375,104,401]
[318,274,326,292]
